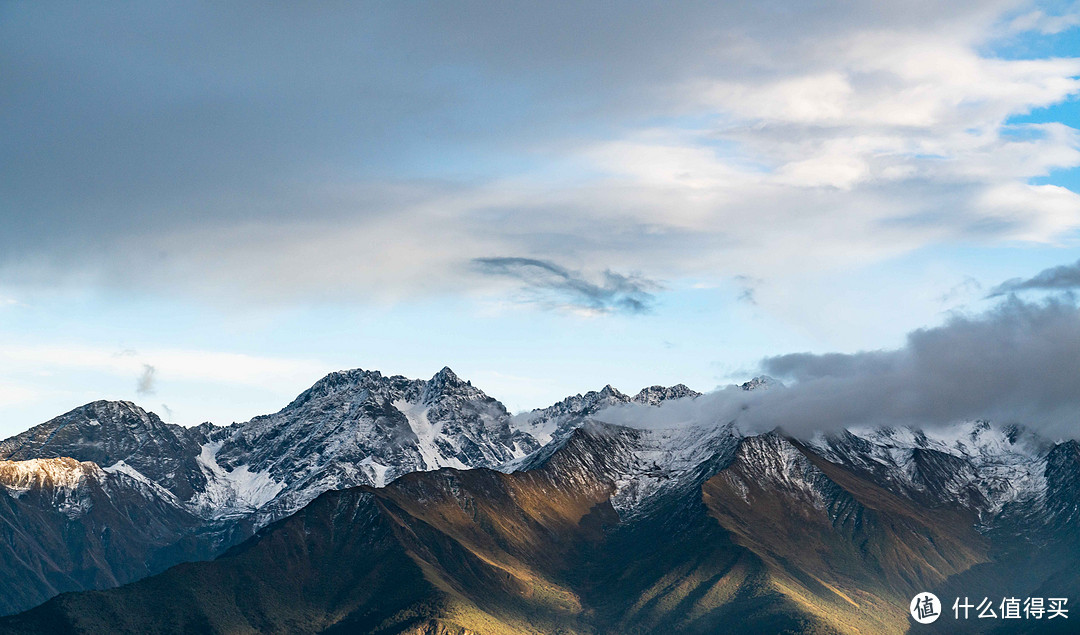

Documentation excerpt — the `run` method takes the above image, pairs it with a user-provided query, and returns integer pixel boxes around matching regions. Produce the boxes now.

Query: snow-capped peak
[807,420,1052,522]
[632,384,701,405]
[740,376,778,391]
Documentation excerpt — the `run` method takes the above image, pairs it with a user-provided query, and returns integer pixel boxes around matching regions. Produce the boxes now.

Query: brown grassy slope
[0,427,1002,635]
[0,458,209,617]
[700,434,990,634]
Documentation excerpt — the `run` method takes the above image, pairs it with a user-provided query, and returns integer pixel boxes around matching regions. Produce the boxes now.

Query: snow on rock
[510,383,700,446]
[0,457,104,518]
[807,420,1052,523]
[191,441,283,518]
[103,460,184,507]
[606,422,740,516]
[394,399,468,471]
[6,369,1070,543]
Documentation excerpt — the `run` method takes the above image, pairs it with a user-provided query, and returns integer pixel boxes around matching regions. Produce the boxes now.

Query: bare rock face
[0,400,208,501]
[12,367,1079,634]
[8,418,1078,635]
[0,366,705,616]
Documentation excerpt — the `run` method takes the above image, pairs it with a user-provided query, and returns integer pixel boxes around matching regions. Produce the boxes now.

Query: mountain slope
[0,457,208,616]
[0,401,208,502]
[0,368,701,617]
[203,367,542,525]
[3,421,1039,635]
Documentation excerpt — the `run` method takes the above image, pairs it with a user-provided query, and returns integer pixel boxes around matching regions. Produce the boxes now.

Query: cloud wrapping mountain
[597,298,1080,438]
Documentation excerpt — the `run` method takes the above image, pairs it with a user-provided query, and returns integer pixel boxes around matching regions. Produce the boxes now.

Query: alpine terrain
[0,369,1077,634]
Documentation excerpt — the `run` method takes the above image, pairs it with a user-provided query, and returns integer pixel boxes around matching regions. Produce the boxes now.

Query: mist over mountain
[596,298,1080,440]
[4,408,1080,634]
[0,350,1077,633]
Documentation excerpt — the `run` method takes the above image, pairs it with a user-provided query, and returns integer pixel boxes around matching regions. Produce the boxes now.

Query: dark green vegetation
[5,424,1076,635]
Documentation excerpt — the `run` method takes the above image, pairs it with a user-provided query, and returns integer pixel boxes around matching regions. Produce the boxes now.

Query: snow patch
[359,456,391,488]
[192,441,284,517]
[394,399,468,470]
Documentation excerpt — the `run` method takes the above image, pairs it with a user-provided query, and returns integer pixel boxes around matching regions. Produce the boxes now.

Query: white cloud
[1007,8,1080,34]
[0,384,41,408]
[0,344,326,389]
[1,1,1078,311]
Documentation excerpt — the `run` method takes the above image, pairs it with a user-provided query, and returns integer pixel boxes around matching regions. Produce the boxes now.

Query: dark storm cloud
[597,298,1080,438]
[473,257,660,314]
[988,259,1080,297]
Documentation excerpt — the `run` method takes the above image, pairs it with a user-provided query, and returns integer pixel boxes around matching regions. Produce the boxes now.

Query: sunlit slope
[5,425,1065,635]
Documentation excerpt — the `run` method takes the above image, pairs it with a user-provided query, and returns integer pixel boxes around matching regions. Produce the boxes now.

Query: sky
[1,1,1079,437]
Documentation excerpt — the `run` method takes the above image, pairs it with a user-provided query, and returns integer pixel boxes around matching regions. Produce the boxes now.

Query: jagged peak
[1,400,164,449]
[598,384,620,396]
[307,368,383,390]
[426,366,471,392]
[632,384,701,405]
[740,376,778,391]
[69,399,154,419]
[422,366,489,405]
[431,366,462,383]
[281,368,399,411]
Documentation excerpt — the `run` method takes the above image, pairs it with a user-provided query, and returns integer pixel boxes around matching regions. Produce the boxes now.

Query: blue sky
[1,1,1078,436]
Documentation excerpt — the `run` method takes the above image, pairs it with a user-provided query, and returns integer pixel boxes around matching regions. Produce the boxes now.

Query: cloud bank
[596,297,1080,439]
[1,2,1078,308]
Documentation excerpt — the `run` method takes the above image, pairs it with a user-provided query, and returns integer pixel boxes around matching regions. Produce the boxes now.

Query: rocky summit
[0,368,1078,634]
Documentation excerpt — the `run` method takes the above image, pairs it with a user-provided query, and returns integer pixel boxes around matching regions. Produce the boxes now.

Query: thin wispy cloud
[939,276,983,303]
[473,257,660,315]
[136,364,157,396]
[989,259,1080,297]
[734,275,761,305]
[0,344,326,389]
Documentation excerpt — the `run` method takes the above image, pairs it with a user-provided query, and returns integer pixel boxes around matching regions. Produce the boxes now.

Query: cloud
[0,344,326,389]
[596,297,1080,439]
[988,259,1080,296]
[734,275,761,305]
[0,384,40,409]
[136,364,157,396]
[473,257,660,315]
[0,2,1078,307]
[939,276,983,303]
[1006,8,1080,35]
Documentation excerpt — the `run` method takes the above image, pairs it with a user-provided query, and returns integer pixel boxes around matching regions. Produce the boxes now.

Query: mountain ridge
[2,366,1079,632]
[9,416,1075,634]
[0,366,701,617]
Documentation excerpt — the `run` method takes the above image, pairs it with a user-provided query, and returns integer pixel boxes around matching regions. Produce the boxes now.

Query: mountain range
[0,367,1077,634]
